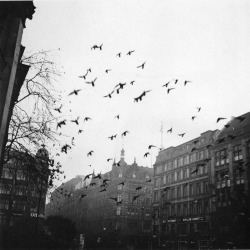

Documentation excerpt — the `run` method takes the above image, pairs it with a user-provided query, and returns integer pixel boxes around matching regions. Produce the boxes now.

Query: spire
[120,148,125,160]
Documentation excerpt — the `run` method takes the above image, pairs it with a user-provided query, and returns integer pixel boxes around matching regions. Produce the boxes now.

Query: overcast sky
[22,0,250,186]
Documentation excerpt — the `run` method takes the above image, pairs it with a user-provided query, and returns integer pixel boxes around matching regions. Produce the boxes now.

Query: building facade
[153,130,217,247]
[0,147,50,233]
[0,1,35,174]
[46,149,154,248]
[153,112,250,249]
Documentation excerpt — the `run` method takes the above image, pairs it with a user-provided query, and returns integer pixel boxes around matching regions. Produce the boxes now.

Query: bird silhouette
[167,88,175,94]
[90,183,96,186]
[114,114,120,119]
[110,197,118,202]
[130,81,135,85]
[85,77,97,87]
[93,174,102,179]
[136,186,142,191]
[191,167,198,175]
[79,71,88,79]
[148,145,157,149]
[104,91,114,99]
[68,89,81,96]
[87,150,94,156]
[193,140,199,145]
[184,80,191,86]
[79,194,87,200]
[167,128,172,133]
[228,134,236,140]
[84,117,92,122]
[132,195,140,203]
[71,117,79,125]
[107,158,113,162]
[224,124,230,128]
[191,116,196,121]
[78,129,83,134]
[174,79,178,84]
[136,61,146,69]
[118,181,125,186]
[191,147,197,152]
[105,69,111,73]
[134,90,151,102]
[57,119,66,129]
[54,104,62,113]
[235,116,246,123]
[196,107,201,112]
[100,188,107,192]
[87,68,91,73]
[91,45,99,50]
[162,82,170,88]
[127,50,135,55]
[116,52,121,57]
[144,152,150,157]
[108,134,117,140]
[178,133,185,137]
[146,179,151,182]
[99,44,103,50]
[121,131,129,137]
[61,144,71,154]
[217,117,226,123]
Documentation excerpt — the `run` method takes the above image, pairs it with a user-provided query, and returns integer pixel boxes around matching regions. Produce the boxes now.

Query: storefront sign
[182,216,205,222]
[30,213,45,218]
[167,219,176,223]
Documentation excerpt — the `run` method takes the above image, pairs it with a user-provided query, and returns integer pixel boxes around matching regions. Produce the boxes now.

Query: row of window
[155,149,209,174]
[155,165,208,187]
[154,181,209,202]
[154,199,210,217]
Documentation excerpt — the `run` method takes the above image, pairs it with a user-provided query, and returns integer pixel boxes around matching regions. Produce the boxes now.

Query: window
[116,206,121,215]
[174,159,177,168]
[183,184,188,197]
[177,187,181,199]
[203,181,208,193]
[117,195,122,202]
[119,172,122,178]
[155,177,161,187]
[177,205,181,216]
[183,169,187,179]
[183,204,188,216]
[118,185,122,190]
[177,172,181,181]
[197,202,201,214]
[154,191,160,202]
[171,188,175,199]
[189,203,194,215]
[132,172,136,178]
[196,182,201,195]
[171,173,175,183]
[204,200,209,214]
[171,205,175,216]
[189,183,193,196]
[234,145,243,161]
[163,175,167,185]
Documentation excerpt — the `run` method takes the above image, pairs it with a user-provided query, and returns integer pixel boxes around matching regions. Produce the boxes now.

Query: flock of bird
[49,43,247,206]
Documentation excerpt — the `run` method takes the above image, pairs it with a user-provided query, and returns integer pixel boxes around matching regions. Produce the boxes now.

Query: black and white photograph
[0,0,250,249]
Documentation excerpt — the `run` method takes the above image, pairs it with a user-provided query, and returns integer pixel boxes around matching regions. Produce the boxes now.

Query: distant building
[0,146,50,230]
[210,112,250,248]
[153,130,217,247]
[47,149,154,249]
[0,1,35,174]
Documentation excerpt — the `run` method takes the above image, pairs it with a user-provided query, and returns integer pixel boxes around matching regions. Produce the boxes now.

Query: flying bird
[57,119,66,129]
[121,131,129,137]
[191,167,198,175]
[93,174,102,179]
[167,88,175,94]
[174,79,178,84]
[191,116,196,121]
[130,81,135,85]
[116,52,121,57]
[100,188,107,192]
[84,117,92,122]
[235,116,246,123]
[132,195,140,203]
[167,128,172,133]
[148,145,157,149]
[85,77,97,87]
[146,179,151,182]
[136,186,142,191]
[87,150,94,156]
[217,117,227,123]
[105,69,111,73]
[91,45,99,50]
[107,158,113,162]
[127,50,135,55]
[78,129,83,134]
[144,152,150,157]
[184,80,191,86]
[71,117,79,125]
[162,82,170,88]
[68,89,81,96]
[79,71,88,79]
[61,144,71,154]
[228,134,236,140]
[79,194,87,200]
[103,91,114,99]
[178,133,185,137]
[108,134,117,140]
[114,114,119,119]
[54,104,62,113]
[110,197,118,202]
[196,107,201,112]
[136,61,146,69]
[118,181,125,186]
